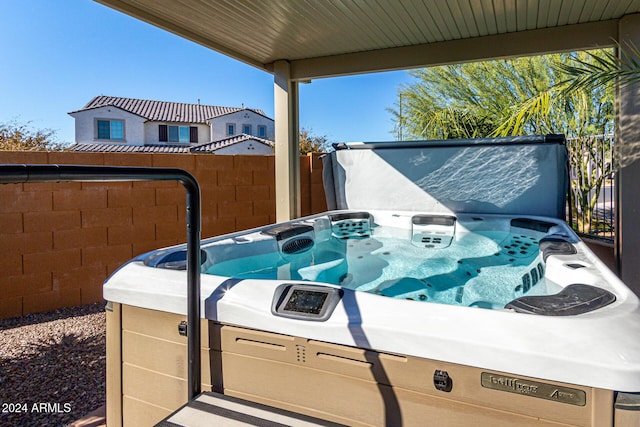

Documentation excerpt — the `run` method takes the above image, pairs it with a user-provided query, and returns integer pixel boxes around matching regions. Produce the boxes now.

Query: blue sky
[1,0,413,145]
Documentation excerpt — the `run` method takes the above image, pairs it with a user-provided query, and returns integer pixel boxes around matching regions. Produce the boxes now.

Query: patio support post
[617,14,640,293]
[274,60,301,221]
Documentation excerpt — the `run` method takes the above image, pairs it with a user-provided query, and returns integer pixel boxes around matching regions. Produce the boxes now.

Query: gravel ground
[0,303,106,427]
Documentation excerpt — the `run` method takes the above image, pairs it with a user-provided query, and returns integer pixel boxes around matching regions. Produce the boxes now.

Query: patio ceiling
[97,0,640,80]
[95,0,640,289]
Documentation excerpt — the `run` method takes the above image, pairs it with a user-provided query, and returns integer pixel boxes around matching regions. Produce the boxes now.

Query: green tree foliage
[392,52,615,234]
[566,134,614,235]
[0,121,65,151]
[496,54,614,138]
[393,52,614,140]
[299,127,330,154]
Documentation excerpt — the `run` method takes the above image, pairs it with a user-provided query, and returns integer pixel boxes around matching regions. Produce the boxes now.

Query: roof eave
[94,0,270,73]
[208,108,272,121]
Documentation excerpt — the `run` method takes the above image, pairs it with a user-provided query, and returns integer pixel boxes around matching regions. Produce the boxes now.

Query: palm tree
[555,41,640,93]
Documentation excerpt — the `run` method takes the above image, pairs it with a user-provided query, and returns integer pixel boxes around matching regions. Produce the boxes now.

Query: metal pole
[0,164,202,399]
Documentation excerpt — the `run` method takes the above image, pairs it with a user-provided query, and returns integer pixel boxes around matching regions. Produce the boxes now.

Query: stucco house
[68,95,275,154]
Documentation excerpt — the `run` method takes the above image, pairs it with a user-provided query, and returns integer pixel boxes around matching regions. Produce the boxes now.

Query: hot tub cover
[322,135,568,219]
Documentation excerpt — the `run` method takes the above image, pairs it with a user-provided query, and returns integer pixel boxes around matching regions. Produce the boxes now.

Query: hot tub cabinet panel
[107,304,223,426]
[106,304,628,426]
[218,325,610,427]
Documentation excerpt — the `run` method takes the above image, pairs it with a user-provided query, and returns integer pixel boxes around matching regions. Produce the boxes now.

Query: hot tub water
[204,223,559,309]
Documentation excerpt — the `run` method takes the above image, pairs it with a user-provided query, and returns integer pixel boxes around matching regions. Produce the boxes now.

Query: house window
[97,119,124,140]
[159,125,197,143]
[243,124,252,135]
[170,125,189,143]
[258,125,267,138]
[227,123,235,136]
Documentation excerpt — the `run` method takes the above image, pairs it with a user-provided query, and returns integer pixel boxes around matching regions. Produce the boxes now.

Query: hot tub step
[156,392,345,427]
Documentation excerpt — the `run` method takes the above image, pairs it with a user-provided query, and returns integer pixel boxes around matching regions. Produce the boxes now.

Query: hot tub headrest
[511,218,556,233]
[505,284,616,315]
[328,211,372,238]
[143,248,208,270]
[261,224,314,241]
[412,214,456,226]
[262,223,316,255]
[539,235,577,261]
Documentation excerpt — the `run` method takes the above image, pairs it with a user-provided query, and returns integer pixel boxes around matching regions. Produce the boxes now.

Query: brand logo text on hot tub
[481,373,586,406]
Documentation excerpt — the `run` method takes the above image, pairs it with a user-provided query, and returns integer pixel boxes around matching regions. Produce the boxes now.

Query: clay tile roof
[70,95,268,124]
[69,134,274,154]
[69,143,192,153]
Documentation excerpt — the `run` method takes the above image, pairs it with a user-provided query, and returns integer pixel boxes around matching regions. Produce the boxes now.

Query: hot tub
[104,136,640,426]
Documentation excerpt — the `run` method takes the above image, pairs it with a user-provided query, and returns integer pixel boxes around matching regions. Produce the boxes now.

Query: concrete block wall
[0,151,327,319]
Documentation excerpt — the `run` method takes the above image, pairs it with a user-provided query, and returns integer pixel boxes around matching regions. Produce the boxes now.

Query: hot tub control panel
[271,283,343,321]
